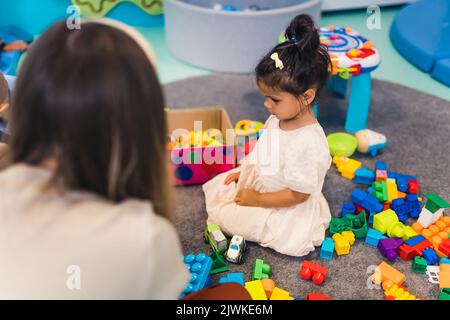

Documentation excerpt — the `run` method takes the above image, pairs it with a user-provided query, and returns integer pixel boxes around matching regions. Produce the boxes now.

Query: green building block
[412,256,427,274]
[371,181,388,203]
[330,211,368,239]
[423,193,450,213]
[209,252,229,275]
[439,288,450,300]
[252,259,270,281]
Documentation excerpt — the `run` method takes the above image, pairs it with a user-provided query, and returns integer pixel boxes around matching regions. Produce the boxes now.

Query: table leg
[345,72,371,133]
[328,75,348,98]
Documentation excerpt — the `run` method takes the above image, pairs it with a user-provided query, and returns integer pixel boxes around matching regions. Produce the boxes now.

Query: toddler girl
[203,14,332,257]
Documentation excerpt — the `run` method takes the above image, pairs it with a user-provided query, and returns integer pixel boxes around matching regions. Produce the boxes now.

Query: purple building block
[378,237,403,261]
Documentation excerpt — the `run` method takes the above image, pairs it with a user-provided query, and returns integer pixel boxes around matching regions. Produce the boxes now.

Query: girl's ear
[303,89,316,105]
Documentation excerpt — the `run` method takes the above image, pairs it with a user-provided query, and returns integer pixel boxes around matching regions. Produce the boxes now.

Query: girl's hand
[235,188,260,207]
[224,172,240,185]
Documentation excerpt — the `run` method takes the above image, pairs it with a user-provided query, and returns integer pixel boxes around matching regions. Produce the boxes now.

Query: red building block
[307,293,333,300]
[354,203,364,214]
[300,261,328,285]
[439,239,450,257]
[398,244,420,261]
[407,180,419,194]
[413,238,433,254]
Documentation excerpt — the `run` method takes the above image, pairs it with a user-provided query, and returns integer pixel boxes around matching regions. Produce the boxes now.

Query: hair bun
[285,14,320,56]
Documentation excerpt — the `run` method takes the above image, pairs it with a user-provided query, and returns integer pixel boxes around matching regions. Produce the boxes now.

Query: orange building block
[440,264,450,289]
[418,216,450,251]
[372,262,405,290]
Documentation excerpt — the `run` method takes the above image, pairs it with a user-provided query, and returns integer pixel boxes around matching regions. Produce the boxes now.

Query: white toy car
[225,235,247,264]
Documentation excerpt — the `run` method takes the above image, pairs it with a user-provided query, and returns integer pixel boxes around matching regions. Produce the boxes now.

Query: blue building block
[368,211,377,224]
[440,257,450,265]
[388,172,416,192]
[351,189,383,213]
[406,235,427,247]
[391,198,409,222]
[365,228,387,247]
[423,248,438,265]
[375,161,387,171]
[390,194,422,222]
[180,253,213,298]
[320,237,335,260]
[406,193,422,218]
[219,272,245,286]
[353,167,376,185]
[341,203,356,217]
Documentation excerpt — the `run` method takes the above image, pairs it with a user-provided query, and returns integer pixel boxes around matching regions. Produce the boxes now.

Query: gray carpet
[163,74,450,300]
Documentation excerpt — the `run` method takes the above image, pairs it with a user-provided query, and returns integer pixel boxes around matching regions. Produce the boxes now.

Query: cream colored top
[0,164,189,299]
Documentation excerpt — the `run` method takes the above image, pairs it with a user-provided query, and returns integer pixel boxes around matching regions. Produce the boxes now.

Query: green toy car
[204,224,228,254]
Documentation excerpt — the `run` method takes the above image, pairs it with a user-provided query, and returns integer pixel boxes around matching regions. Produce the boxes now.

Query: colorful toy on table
[326,132,358,157]
[319,26,381,132]
[354,129,387,157]
[180,253,213,298]
[300,260,328,285]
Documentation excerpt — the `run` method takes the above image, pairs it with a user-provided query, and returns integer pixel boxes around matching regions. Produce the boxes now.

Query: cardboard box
[167,107,236,185]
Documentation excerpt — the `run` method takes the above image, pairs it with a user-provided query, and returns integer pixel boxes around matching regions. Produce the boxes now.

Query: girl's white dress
[202,115,332,256]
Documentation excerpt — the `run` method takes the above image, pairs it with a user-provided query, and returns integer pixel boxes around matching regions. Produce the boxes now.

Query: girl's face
[258,81,304,120]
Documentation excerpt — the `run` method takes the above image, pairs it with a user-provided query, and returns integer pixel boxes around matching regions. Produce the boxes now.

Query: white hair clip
[270,52,284,70]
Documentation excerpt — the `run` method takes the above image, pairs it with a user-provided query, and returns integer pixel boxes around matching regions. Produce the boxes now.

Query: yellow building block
[333,156,362,180]
[332,230,355,255]
[385,284,418,300]
[269,287,294,300]
[245,280,268,300]
[386,179,398,204]
[373,209,399,234]
[403,226,418,241]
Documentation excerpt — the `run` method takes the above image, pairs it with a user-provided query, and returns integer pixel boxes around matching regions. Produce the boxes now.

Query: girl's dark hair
[0,72,9,105]
[9,21,172,218]
[255,14,331,102]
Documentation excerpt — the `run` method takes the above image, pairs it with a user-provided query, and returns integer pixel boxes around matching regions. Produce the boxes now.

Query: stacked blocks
[384,284,419,300]
[332,231,355,255]
[390,193,422,222]
[300,260,328,285]
[341,203,356,217]
[378,237,403,261]
[353,167,375,185]
[375,161,388,182]
[180,253,213,298]
[373,209,417,241]
[351,189,383,214]
[417,193,450,228]
[252,259,270,281]
[365,228,387,247]
[423,248,438,265]
[371,262,405,290]
[219,272,245,286]
[320,237,335,260]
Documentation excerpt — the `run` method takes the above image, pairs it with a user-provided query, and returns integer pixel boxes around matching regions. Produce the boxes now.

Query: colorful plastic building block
[375,161,387,182]
[384,284,419,300]
[386,179,399,204]
[341,203,356,217]
[440,257,450,265]
[306,293,332,300]
[269,287,294,300]
[219,272,245,286]
[353,167,375,185]
[390,193,422,222]
[330,210,368,239]
[333,156,362,179]
[204,224,228,254]
[300,260,328,285]
[408,180,419,194]
[439,264,450,288]
[373,209,417,241]
[438,237,450,257]
[252,259,270,281]
[413,256,428,274]
[351,188,383,214]
[417,194,450,228]
[398,243,420,261]
[423,248,438,265]
[332,230,355,255]
[180,253,213,298]
[320,237,335,260]
[209,251,229,275]
[260,279,275,299]
[388,172,416,193]
[368,181,388,203]
[245,280,267,300]
[439,288,450,300]
[365,228,387,247]
[378,237,403,261]
[371,262,405,290]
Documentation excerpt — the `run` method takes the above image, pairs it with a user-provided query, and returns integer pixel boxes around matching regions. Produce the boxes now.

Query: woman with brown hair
[0,19,189,299]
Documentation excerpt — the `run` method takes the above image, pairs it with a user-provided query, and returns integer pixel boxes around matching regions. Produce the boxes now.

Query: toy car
[204,223,228,254]
[224,235,247,264]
